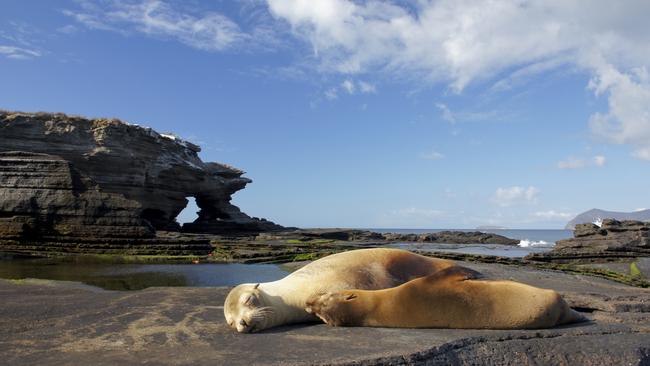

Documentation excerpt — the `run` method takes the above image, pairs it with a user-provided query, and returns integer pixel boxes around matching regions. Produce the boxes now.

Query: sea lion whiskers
[250,306,274,320]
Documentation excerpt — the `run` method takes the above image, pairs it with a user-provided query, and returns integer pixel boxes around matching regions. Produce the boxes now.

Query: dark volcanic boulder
[0,111,283,236]
[527,219,650,262]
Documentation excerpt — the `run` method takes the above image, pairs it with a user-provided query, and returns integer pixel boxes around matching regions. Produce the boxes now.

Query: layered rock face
[0,151,153,239]
[0,111,283,251]
[528,219,650,262]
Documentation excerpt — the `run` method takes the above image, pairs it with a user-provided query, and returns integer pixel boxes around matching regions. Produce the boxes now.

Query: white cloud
[532,210,573,220]
[266,0,650,157]
[0,45,40,60]
[435,103,456,124]
[493,186,539,207]
[57,25,79,34]
[392,208,446,219]
[358,80,376,93]
[65,0,247,51]
[324,87,338,100]
[325,79,377,100]
[341,79,355,94]
[435,102,504,124]
[593,155,606,166]
[557,155,606,169]
[375,207,451,228]
[557,157,586,169]
[588,65,650,160]
[420,151,445,161]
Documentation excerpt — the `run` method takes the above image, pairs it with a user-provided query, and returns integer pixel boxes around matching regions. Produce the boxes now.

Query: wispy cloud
[435,102,503,124]
[341,79,355,94]
[64,0,251,51]
[420,150,445,161]
[358,81,376,93]
[0,21,43,60]
[492,186,539,207]
[557,155,606,169]
[324,87,338,100]
[532,210,573,221]
[324,79,377,100]
[435,103,456,124]
[0,45,40,60]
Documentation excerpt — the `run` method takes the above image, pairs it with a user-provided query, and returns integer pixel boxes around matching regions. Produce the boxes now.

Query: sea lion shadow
[553,316,595,330]
[255,322,321,334]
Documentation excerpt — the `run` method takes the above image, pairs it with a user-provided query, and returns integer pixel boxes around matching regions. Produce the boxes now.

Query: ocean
[369,228,573,258]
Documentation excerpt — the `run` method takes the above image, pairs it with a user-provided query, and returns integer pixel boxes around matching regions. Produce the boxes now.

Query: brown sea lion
[305,266,587,329]
[223,248,457,332]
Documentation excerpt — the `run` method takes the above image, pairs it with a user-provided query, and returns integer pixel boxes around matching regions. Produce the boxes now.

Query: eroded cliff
[0,111,283,255]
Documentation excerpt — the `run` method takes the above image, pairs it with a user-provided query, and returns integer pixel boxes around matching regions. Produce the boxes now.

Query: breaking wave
[518,239,554,248]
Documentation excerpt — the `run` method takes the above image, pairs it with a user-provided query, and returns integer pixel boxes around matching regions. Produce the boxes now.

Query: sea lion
[305,266,587,329]
[223,248,458,333]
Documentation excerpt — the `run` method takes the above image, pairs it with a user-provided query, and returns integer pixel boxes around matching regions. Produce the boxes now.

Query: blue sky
[2,1,649,229]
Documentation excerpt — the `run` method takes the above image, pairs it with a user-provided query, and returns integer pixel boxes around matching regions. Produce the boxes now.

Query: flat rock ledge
[257,229,520,245]
[1,261,648,366]
[527,219,650,262]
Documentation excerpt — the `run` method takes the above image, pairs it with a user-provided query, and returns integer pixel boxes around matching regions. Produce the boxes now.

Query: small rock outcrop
[0,111,283,256]
[565,208,650,230]
[382,230,520,245]
[255,229,519,245]
[527,219,650,262]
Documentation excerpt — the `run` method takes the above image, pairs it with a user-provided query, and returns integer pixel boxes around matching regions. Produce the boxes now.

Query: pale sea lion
[305,266,587,329]
[223,248,457,332]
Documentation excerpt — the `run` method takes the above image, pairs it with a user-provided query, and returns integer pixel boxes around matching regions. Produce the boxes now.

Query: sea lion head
[224,283,273,333]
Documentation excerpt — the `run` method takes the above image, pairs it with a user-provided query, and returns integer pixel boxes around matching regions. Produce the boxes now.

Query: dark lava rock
[0,111,283,234]
[0,151,154,239]
[0,111,284,256]
[254,229,519,245]
[527,219,650,262]
[382,230,520,245]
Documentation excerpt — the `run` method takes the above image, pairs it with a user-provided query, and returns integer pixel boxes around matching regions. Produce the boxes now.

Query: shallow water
[0,230,572,289]
[0,259,289,291]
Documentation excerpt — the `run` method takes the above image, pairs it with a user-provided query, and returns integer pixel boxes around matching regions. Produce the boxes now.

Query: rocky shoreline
[1,260,648,366]
[527,219,650,262]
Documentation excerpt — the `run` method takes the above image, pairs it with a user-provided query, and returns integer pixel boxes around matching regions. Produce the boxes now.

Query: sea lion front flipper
[305,291,360,326]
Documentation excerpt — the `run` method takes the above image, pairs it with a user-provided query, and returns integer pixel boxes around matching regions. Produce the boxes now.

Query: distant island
[565,208,650,229]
